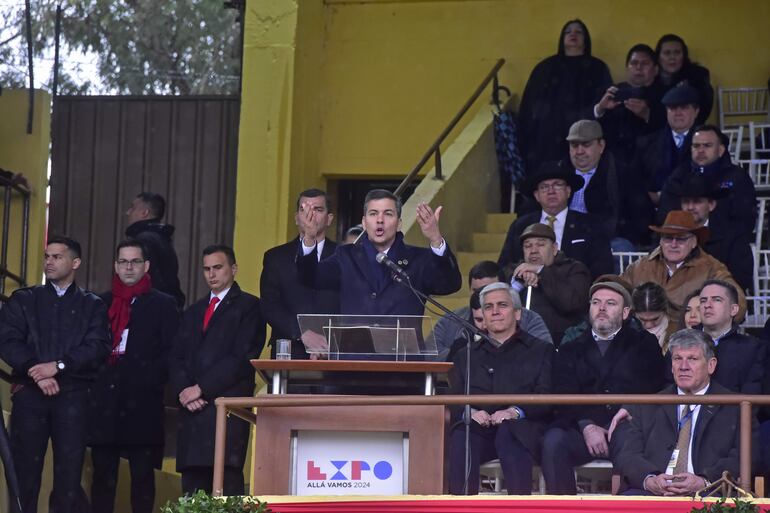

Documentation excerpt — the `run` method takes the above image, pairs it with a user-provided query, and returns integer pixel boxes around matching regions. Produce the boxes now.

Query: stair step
[472,232,507,253]
[457,251,500,272]
[485,213,516,233]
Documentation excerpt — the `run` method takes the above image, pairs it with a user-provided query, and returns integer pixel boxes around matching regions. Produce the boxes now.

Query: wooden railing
[393,58,506,198]
[212,393,770,496]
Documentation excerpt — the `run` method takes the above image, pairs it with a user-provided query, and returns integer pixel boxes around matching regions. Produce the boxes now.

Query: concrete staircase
[435,212,516,314]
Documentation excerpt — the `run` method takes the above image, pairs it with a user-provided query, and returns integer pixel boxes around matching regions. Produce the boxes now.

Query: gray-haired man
[614,329,759,495]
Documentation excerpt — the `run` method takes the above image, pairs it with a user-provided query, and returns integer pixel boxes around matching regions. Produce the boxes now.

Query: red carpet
[259,495,770,513]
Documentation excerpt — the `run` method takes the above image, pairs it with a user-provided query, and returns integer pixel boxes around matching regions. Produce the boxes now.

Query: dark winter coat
[0,282,110,390]
[517,22,612,173]
[660,153,758,238]
[517,252,591,346]
[88,289,180,446]
[125,219,185,309]
[170,282,265,469]
[551,325,667,430]
[449,330,553,459]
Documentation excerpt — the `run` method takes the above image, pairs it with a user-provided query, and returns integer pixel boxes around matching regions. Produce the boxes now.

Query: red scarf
[108,273,152,364]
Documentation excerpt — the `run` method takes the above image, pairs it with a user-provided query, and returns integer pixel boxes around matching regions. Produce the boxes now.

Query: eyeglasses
[117,258,145,267]
[660,235,694,244]
[537,182,568,192]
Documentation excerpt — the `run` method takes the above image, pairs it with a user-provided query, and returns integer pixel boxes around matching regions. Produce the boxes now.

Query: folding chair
[749,121,770,160]
[612,251,648,275]
[718,87,770,131]
[723,126,744,161]
[739,159,770,192]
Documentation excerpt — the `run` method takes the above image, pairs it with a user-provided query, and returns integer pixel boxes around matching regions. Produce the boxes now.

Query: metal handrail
[0,173,31,301]
[212,393,769,497]
[393,59,506,197]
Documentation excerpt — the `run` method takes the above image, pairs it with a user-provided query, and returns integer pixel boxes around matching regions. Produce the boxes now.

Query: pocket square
[571,239,586,243]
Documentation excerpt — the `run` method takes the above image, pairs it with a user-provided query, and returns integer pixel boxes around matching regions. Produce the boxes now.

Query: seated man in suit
[541,280,666,494]
[563,120,621,239]
[622,210,746,322]
[635,84,700,205]
[431,260,552,360]
[297,188,462,316]
[448,282,553,495]
[669,174,753,293]
[509,223,590,346]
[498,162,613,279]
[659,125,757,237]
[261,188,339,359]
[615,329,759,495]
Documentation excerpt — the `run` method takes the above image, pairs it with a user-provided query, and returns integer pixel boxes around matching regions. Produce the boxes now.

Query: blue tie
[674,133,685,148]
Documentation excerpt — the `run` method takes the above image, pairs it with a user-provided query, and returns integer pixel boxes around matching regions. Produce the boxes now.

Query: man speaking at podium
[297,189,462,317]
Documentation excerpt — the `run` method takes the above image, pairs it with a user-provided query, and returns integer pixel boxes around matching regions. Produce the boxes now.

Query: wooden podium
[249,360,451,495]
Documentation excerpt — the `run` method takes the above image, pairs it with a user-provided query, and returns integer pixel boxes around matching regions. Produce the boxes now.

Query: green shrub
[160,490,272,513]
[691,498,766,513]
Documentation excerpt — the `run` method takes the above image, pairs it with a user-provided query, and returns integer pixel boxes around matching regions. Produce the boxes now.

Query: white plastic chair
[755,198,770,250]
[749,121,770,160]
[613,251,648,274]
[723,126,744,161]
[718,87,770,130]
[739,159,770,192]
[741,295,769,329]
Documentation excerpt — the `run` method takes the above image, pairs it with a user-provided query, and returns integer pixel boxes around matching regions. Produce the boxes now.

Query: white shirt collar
[51,282,71,297]
[209,287,231,303]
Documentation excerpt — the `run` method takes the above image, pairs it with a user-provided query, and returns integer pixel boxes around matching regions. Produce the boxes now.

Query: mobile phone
[612,86,644,102]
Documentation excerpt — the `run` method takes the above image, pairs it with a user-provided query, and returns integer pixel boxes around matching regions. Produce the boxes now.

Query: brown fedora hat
[649,210,709,245]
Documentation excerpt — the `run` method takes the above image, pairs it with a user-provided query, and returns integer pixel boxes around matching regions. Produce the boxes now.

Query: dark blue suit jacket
[297,232,462,316]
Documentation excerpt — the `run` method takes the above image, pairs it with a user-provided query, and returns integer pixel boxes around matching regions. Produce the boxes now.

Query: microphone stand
[386,271,492,495]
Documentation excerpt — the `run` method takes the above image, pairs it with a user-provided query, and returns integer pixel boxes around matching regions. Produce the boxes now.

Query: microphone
[376,252,410,282]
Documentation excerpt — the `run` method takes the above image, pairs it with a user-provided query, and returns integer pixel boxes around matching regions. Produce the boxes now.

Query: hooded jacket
[126,219,185,309]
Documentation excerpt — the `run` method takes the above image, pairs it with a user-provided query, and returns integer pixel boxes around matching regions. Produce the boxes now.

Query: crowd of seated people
[444,19,769,497]
[0,16,764,507]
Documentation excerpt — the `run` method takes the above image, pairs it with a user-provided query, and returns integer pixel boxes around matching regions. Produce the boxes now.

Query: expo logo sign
[306,460,394,481]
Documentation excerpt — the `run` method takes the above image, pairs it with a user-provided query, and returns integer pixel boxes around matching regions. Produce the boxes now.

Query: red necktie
[203,296,220,331]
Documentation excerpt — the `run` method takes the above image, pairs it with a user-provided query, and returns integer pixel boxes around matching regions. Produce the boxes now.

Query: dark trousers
[541,426,594,495]
[90,444,162,513]
[181,466,244,497]
[449,421,534,495]
[10,386,89,513]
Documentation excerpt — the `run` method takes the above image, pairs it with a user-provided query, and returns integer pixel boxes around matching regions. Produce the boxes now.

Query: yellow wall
[235,0,770,289]
[0,89,50,293]
[318,0,770,176]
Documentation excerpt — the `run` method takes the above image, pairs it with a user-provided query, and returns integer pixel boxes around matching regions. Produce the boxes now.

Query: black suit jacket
[89,289,180,446]
[170,282,266,469]
[703,217,753,293]
[498,210,613,279]
[560,153,621,237]
[635,127,693,193]
[552,325,666,430]
[261,238,339,358]
[617,382,759,489]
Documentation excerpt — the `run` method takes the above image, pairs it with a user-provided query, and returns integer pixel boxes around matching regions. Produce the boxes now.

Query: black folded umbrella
[0,370,26,513]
